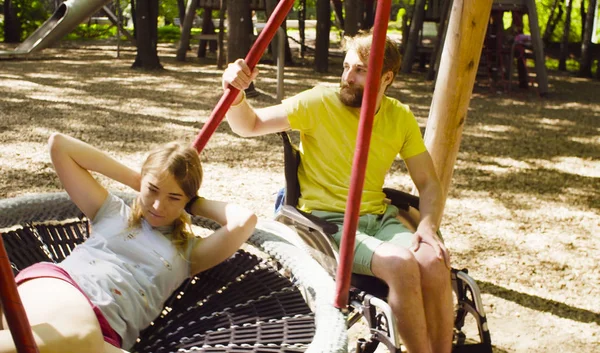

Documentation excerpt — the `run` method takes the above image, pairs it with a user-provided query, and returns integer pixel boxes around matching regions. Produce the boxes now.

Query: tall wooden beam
[423,0,492,206]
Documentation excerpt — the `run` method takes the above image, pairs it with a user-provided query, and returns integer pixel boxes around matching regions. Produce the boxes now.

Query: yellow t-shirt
[283,85,426,215]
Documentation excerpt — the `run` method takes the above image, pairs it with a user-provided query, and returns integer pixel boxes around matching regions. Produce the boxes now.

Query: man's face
[339,50,367,108]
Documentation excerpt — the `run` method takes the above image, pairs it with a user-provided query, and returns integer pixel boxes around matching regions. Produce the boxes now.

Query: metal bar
[0,234,40,353]
[191,0,295,153]
[334,0,392,309]
[276,27,286,102]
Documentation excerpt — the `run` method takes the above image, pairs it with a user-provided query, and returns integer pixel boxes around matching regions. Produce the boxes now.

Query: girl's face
[139,171,188,228]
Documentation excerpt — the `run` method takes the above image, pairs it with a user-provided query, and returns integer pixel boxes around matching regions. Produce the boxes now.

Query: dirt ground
[0,40,599,353]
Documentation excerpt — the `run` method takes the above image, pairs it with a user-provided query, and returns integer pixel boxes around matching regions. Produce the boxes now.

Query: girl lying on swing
[0,133,257,353]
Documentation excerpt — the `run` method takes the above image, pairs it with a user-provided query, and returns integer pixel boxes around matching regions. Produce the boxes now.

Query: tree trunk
[363,0,375,30]
[401,0,427,73]
[344,0,363,36]
[542,0,564,45]
[299,0,306,58]
[177,0,186,30]
[579,0,597,77]
[331,0,344,29]
[226,0,257,95]
[176,0,198,61]
[559,0,573,71]
[131,0,163,70]
[198,9,216,57]
[315,0,331,73]
[580,0,586,39]
[265,0,294,65]
[227,0,252,62]
[3,0,21,43]
[130,0,137,38]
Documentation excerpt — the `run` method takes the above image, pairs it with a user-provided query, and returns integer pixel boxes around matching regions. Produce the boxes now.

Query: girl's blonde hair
[129,142,203,251]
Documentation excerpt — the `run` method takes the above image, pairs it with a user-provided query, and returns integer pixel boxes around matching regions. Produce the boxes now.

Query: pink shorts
[14,262,123,348]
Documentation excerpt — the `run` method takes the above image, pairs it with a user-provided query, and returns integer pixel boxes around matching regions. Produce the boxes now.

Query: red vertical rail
[191,0,295,153]
[0,235,39,353]
[334,0,392,309]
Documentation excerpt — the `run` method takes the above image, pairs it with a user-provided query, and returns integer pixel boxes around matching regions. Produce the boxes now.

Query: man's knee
[373,244,420,286]
[415,249,450,292]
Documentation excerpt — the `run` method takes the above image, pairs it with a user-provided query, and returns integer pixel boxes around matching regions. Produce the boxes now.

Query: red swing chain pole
[191,0,295,153]
[0,234,39,353]
[334,0,392,309]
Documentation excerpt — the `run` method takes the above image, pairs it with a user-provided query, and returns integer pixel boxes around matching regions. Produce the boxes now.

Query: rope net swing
[0,1,347,352]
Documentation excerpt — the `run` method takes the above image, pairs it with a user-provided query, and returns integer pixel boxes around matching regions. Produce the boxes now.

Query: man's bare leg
[372,243,431,353]
[414,244,454,353]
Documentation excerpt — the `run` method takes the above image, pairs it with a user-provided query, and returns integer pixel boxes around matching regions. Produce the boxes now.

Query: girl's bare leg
[0,278,104,353]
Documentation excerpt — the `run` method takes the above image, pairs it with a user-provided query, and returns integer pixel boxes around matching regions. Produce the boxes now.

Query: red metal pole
[334,0,392,309]
[0,234,40,353]
[191,0,295,153]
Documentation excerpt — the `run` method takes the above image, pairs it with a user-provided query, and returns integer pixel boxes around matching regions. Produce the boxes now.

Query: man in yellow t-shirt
[222,32,452,353]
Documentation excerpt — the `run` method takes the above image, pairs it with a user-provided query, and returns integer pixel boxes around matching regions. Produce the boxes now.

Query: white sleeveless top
[59,193,199,349]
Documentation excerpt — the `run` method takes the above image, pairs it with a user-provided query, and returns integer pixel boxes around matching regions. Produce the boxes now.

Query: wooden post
[423,0,492,206]
[526,0,548,95]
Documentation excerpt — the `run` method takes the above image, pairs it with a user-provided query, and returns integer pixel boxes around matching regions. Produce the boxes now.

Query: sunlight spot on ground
[0,79,42,90]
[569,135,600,146]
[32,126,56,137]
[463,129,512,140]
[0,97,26,103]
[25,73,72,80]
[544,101,600,111]
[549,156,600,178]
[29,93,116,106]
[495,98,529,106]
[0,74,23,79]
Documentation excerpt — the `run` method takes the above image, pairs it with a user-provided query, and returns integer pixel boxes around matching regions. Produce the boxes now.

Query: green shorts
[312,205,413,276]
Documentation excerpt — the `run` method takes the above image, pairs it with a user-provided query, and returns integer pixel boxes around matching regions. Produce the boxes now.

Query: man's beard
[339,82,364,107]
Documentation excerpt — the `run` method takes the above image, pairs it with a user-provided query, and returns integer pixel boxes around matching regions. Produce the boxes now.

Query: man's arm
[223,59,291,137]
[404,150,449,266]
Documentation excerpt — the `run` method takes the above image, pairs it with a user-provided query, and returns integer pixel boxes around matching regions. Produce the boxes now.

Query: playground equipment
[0,193,347,353]
[0,0,130,58]
[2,0,497,351]
[402,0,548,95]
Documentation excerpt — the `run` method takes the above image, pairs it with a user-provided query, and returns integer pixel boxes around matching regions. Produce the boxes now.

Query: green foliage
[63,24,117,41]
[545,56,580,71]
[157,24,181,43]
[159,0,180,25]
[534,0,597,42]
[12,0,52,39]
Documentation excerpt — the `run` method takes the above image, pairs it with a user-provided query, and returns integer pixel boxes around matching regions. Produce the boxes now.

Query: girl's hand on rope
[222,59,259,104]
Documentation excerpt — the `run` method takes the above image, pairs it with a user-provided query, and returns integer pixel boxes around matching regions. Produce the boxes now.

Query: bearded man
[222,31,453,353]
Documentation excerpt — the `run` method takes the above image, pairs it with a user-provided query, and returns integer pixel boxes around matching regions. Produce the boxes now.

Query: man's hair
[342,30,402,86]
